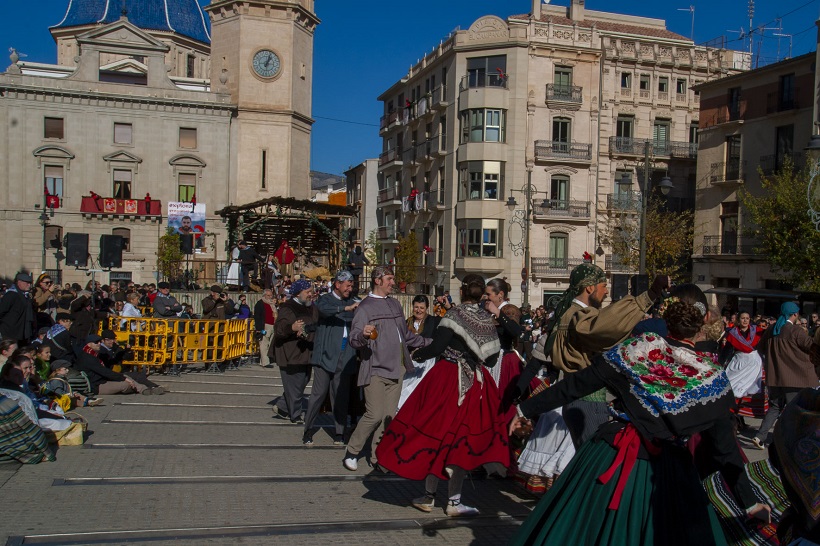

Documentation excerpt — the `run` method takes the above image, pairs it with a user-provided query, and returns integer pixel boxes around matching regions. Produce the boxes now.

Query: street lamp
[506,186,550,307]
[618,141,674,274]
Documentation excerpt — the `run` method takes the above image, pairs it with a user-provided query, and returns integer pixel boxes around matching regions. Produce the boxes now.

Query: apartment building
[374,0,740,306]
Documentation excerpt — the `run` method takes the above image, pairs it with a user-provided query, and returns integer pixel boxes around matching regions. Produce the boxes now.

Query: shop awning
[704,287,799,300]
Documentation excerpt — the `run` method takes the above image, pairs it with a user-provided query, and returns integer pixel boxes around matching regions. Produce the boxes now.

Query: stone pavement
[0,363,771,546]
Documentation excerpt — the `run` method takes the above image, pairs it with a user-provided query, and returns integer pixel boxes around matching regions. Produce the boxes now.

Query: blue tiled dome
[52,0,211,44]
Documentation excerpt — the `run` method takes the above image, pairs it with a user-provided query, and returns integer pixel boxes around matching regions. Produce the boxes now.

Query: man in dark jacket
[302,271,360,446]
[202,285,234,320]
[237,240,262,293]
[69,294,98,353]
[272,279,318,423]
[346,246,369,298]
[152,282,182,318]
[45,313,75,362]
[74,334,157,395]
[0,272,35,344]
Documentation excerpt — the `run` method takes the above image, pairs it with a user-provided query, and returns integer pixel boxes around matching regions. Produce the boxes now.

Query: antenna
[677,5,695,41]
[773,32,793,59]
[747,0,755,54]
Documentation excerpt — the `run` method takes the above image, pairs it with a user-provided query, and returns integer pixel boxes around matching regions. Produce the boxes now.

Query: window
[109,271,133,284]
[466,55,507,88]
[114,123,132,145]
[775,125,794,170]
[439,115,447,147]
[653,120,670,154]
[460,108,506,143]
[437,225,444,265]
[676,79,687,95]
[437,166,445,205]
[550,175,569,206]
[720,202,738,254]
[44,117,64,139]
[548,233,568,267]
[261,150,267,189]
[639,74,650,91]
[726,135,742,179]
[779,73,796,110]
[620,72,632,88]
[113,228,130,252]
[552,117,571,153]
[179,127,197,149]
[728,87,741,120]
[459,161,502,201]
[44,225,63,249]
[689,122,699,144]
[113,169,132,199]
[616,116,633,139]
[459,220,501,258]
[186,55,195,78]
[658,77,669,93]
[178,173,196,202]
[44,165,64,196]
[554,67,572,88]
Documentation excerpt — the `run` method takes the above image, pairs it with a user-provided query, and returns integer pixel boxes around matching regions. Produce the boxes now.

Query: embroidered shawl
[603,333,731,417]
[439,303,500,365]
[727,325,758,353]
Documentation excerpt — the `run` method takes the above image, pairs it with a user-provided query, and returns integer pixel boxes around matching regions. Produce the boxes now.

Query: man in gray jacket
[302,271,360,446]
[343,266,428,471]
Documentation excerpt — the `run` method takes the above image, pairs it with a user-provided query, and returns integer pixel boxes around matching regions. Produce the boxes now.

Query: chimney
[570,0,585,22]
[532,0,542,20]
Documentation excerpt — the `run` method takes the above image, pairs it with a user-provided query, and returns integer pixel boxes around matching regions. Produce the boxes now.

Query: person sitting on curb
[74,335,162,396]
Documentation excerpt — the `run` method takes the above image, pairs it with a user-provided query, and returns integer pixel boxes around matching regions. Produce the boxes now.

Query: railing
[710,160,746,183]
[428,135,441,156]
[379,110,400,131]
[459,73,509,91]
[80,196,162,216]
[766,91,799,114]
[620,88,632,97]
[702,235,761,256]
[759,152,804,175]
[377,225,397,240]
[532,199,591,219]
[657,91,669,101]
[430,85,449,108]
[639,89,650,99]
[402,146,418,164]
[377,186,401,204]
[378,148,401,167]
[608,137,697,159]
[360,264,439,296]
[546,84,582,103]
[417,140,432,160]
[531,257,585,276]
[534,140,592,161]
[606,193,642,210]
[605,255,632,272]
[676,93,687,103]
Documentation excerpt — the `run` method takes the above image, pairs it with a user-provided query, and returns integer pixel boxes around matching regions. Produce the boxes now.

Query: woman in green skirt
[509,285,770,546]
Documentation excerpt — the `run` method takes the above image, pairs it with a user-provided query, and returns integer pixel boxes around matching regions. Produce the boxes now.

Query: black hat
[50,359,72,372]
[14,272,33,283]
[85,334,103,343]
[157,282,171,289]
[56,312,73,322]
[100,330,116,340]
[209,284,223,294]
[37,327,50,336]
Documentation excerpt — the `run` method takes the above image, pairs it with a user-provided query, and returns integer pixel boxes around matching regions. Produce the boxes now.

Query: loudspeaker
[64,233,89,267]
[99,235,124,268]
[631,274,649,296]
[179,234,194,255]
[611,274,629,302]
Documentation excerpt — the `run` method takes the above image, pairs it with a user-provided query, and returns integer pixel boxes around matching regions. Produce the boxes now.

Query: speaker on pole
[631,274,649,296]
[179,234,194,255]
[611,274,629,302]
[99,235,124,268]
[64,233,89,267]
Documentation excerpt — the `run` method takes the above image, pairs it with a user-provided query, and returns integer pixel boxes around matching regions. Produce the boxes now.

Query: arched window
[113,227,130,253]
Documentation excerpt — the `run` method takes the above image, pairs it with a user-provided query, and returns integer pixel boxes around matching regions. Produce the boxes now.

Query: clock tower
[206,0,319,204]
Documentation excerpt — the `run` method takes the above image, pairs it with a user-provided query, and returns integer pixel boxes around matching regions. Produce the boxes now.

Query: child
[44,360,104,408]
[34,344,52,382]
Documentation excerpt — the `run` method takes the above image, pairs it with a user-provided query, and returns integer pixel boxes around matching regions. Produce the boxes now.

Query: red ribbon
[597,423,661,510]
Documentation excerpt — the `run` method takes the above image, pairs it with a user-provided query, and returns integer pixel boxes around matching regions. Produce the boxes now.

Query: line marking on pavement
[53,473,414,486]
[145,380,280,387]
[114,402,272,410]
[153,391,279,397]
[102,418,328,426]
[84,443,345,450]
[5,515,525,544]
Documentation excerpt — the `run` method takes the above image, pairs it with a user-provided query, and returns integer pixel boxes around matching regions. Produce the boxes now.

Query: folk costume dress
[397,313,439,410]
[487,303,525,424]
[375,303,510,480]
[724,325,763,399]
[511,333,759,546]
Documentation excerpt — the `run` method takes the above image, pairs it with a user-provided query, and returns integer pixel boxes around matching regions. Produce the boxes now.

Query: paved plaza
[0,363,769,545]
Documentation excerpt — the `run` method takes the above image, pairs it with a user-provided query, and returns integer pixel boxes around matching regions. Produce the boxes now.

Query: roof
[310,171,346,191]
[52,0,211,44]
[509,13,689,42]
[215,196,356,218]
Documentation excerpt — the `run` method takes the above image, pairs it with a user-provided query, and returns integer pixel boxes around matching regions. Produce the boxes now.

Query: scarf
[545,263,606,340]
[6,285,30,299]
[46,324,67,340]
[773,301,800,337]
[727,325,757,352]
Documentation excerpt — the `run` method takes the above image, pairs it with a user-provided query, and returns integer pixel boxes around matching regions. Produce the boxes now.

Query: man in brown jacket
[751,301,819,449]
[201,285,234,320]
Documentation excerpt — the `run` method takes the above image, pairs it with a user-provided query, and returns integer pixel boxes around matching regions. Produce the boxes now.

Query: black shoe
[292,415,305,425]
[302,431,314,447]
[333,434,345,446]
[272,406,290,421]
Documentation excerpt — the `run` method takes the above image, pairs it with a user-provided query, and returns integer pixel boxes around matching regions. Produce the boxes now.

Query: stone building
[0,0,318,285]
[373,0,743,306]
[693,51,816,315]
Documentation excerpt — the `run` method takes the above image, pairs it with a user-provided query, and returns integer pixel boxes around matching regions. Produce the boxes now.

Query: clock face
[252,49,281,79]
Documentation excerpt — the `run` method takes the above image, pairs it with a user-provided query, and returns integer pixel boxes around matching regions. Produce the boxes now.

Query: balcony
[759,152,805,175]
[80,196,162,217]
[379,110,400,133]
[534,140,592,162]
[378,148,402,169]
[710,160,746,186]
[532,199,591,220]
[402,146,419,165]
[531,257,585,277]
[605,193,642,211]
[702,235,761,256]
[766,91,799,114]
[605,254,632,272]
[430,85,450,110]
[608,137,697,159]
[459,73,509,91]
[376,225,398,241]
[545,84,582,108]
[377,186,402,205]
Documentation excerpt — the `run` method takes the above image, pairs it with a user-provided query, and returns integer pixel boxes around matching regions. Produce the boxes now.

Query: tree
[156,228,184,282]
[740,162,820,291]
[365,229,381,265]
[599,195,695,281]
[395,231,420,286]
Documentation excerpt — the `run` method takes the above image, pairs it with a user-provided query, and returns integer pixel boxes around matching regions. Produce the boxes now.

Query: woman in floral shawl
[509,284,770,546]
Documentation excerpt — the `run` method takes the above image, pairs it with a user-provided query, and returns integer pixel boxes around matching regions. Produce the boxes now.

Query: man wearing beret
[152,282,182,318]
[0,272,36,345]
[74,334,159,395]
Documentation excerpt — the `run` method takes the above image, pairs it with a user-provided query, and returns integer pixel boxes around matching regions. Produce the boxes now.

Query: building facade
[373,0,742,306]
[345,160,380,254]
[0,0,317,286]
[693,52,816,314]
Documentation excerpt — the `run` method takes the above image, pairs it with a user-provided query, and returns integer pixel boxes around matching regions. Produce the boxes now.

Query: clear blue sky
[3,0,819,176]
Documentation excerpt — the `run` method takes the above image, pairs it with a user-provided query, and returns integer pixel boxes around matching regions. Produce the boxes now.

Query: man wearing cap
[750,301,820,449]
[74,334,157,395]
[272,279,318,423]
[0,272,35,345]
[98,330,165,393]
[152,282,183,318]
[237,240,262,293]
[547,264,668,447]
[343,266,429,471]
[302,271,360,446]
[202,285,234,320]
[44,313,75,362]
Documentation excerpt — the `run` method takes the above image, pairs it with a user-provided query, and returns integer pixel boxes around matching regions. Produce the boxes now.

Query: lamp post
[617,140,673,275]
[507,178,550,308]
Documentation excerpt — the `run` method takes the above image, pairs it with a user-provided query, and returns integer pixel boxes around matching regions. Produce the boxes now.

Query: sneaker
[272,406,289,420]
[86,398,104,407]
[411,493,436,513]
[751,437,766,450]
[302,433,314,447]
[292,415,305,425]
[151,386,166,395]
[141,388,154,396]
[343,452,358,471]
[445,500,479,517]
[333,434,345,446]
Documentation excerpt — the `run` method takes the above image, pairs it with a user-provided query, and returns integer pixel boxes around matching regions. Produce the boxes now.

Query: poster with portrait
[167,201,206,249]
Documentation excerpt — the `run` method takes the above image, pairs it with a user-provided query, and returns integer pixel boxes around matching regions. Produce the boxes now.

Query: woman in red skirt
[375,274,510,517]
